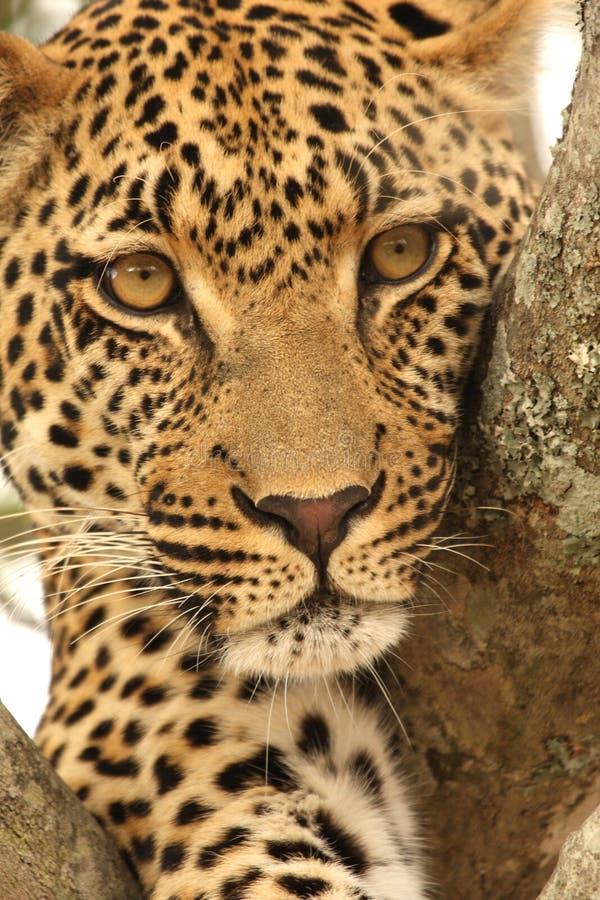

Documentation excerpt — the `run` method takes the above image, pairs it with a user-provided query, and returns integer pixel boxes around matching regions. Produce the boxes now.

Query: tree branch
[538,805,600,899]
[0,701,143,899]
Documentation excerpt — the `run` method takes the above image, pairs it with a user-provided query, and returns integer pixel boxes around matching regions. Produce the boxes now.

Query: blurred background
[0,0,582,736]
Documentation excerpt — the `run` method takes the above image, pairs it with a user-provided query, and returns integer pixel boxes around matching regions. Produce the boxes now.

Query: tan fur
[415,0,561,98]
[0,34,72,201]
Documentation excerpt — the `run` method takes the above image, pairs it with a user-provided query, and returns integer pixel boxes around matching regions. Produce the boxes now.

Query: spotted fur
[0,1,547,897]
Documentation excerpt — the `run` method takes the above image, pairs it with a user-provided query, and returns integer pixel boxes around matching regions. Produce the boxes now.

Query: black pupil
[139,269,152,281]
[394,241,406,255]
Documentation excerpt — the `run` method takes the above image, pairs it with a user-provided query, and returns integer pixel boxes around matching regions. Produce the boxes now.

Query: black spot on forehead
[344,1,377,24]
[246,4,278,21]
[304,43,347,77]
[388,2,450,39]
[309,103,350,133]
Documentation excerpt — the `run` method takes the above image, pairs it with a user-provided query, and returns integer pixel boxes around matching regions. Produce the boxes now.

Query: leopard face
[0,0,535,680]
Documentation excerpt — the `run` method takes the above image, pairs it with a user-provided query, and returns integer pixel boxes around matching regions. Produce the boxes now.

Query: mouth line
[257,590,408,634]
[172,575,413,652]
[302,588,346,608]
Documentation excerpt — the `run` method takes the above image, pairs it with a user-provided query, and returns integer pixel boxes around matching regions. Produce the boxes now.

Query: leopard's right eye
[361,224,436,284]
[100,253,180,313]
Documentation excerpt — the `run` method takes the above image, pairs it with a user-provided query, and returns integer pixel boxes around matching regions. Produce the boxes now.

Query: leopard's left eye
[361,224,435,284]
[100,252,180,313]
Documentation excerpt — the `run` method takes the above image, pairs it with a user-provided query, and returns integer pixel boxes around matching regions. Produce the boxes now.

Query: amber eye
[362,224,435,283]
[101,253,179,312]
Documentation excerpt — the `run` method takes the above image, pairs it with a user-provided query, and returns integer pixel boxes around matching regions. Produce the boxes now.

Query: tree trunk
[0,702,143,899]
[397,2,600,897]
[0,4,598,899]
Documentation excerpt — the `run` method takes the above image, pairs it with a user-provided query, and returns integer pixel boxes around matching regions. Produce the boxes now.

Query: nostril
[231,486,274,530]
[347,470,385,521]
[257,485,368,558]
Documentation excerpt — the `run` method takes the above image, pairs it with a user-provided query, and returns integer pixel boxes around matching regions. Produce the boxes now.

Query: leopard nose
[256,485,370,575]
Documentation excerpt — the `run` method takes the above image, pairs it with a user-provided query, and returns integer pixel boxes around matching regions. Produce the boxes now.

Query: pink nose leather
[256,485,369,571]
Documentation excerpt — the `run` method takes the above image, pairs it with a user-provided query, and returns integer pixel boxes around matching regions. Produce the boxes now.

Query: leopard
[0,1,550,897]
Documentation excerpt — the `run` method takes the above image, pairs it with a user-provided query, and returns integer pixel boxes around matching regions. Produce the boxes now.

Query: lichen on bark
[475,0,600,566]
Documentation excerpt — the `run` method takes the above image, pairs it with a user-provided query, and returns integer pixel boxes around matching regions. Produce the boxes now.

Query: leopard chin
[220,593,410,680]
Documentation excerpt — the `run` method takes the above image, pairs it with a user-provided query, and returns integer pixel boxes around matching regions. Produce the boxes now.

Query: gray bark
[538,806,600,900]
[0,701,143,899]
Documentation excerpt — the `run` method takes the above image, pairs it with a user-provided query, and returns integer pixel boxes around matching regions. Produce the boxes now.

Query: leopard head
[0,0,543,678]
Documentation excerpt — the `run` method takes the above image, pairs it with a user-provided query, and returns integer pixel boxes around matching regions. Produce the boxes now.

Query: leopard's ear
[0,33,72,182]
[387,0,558,101]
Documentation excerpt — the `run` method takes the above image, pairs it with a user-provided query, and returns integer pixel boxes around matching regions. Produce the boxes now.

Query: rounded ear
[408,0,558,101]
[0,33,72,183]
[373,0,569,107]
